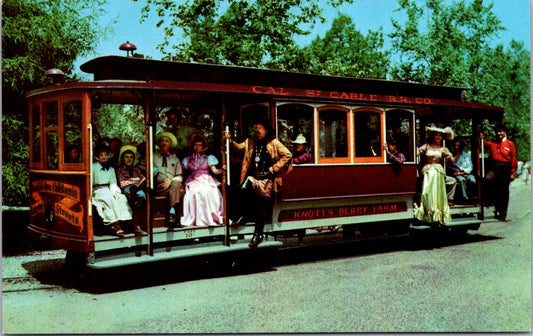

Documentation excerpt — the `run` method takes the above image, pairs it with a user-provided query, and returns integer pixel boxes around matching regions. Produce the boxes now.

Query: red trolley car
[26,50,504,269]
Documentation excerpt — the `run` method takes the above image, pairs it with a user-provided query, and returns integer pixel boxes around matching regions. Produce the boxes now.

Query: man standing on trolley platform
[480,125,518,222]
[225,120,292,248]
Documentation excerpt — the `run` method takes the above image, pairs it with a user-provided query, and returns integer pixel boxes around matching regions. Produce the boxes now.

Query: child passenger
[116,145,147,235]
[92,143,132,236]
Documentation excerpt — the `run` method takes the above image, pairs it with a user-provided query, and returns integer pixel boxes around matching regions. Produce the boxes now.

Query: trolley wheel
[64,251,88,270]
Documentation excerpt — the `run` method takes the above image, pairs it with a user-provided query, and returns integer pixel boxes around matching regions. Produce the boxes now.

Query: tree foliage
[135,0,353,69]
[301,13,389,78]
[389,0,530,160]
[2,0,109,205]
[389,0,504,86]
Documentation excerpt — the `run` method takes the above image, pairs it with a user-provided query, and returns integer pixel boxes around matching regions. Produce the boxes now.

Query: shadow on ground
[23,229,502,294]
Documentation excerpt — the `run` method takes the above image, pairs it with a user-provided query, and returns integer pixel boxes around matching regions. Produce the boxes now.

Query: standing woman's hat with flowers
[425,126,454,140]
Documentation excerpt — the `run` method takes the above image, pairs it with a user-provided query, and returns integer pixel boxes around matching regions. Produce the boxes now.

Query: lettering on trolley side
[30,179,84,232]
[278,202,407,222]
[252,86,290,95]
[31,180,80,200]
[251,85,434,105]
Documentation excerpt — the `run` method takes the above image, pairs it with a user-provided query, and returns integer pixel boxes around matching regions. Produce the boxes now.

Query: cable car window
[45,101,58,127]
[386,110,413,162]
[277,103,314,163]
[319,108,348,159]
[63,100,83,164]
[46,131,58,170]
[31,105,41,163]
[92,104,145,145]
[354,110,382,158]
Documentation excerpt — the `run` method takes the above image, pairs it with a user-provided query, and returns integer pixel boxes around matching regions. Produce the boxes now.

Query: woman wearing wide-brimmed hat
[180,132,225,227]
[414,126,458,225]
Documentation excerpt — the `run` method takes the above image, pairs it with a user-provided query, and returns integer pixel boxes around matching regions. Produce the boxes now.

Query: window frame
[352,107,385,163]
[316,105,351,164]
[384,108,416,163]
[29,91,90,172]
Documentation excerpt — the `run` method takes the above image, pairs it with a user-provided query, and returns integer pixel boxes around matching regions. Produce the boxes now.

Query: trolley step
[87,240,282,269]
[446,217,482,227]
[410,217,482,230]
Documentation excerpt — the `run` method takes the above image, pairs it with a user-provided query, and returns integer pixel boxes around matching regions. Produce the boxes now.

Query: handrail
[88,123,93,217]
[148,124,154,256]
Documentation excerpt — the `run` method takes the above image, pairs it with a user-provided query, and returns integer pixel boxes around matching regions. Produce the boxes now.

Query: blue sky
[74,0,530,77]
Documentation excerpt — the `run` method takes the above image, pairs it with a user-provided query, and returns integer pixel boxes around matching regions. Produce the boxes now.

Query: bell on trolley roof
[119,41,137,57]
[44,68,65,84]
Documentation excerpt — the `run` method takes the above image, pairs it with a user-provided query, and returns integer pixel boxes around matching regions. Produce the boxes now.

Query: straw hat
[291,134,307,144]
[156,131,178,148]
[425,126,454,140]
[119,145,139,166]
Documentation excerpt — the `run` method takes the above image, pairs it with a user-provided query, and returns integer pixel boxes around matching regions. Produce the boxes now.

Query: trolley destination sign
[278,202,408,222]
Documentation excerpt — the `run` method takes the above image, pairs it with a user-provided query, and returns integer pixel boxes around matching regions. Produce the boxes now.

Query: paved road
[2,180,530,333]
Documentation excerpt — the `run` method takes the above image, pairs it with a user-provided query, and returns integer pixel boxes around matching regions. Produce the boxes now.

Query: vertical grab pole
[221,99,231,246]
[225,126,231,186]
[479,131,486,220]
[481,138,485,179]
[88,124,93,217]
[147,124,154,256]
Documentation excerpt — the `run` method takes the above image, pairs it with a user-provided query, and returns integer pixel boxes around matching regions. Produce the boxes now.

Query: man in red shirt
[481,125,518,221]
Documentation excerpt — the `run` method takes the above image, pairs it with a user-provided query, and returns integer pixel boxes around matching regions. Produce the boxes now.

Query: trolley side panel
[280,164,417,200]
[28,172,93,252]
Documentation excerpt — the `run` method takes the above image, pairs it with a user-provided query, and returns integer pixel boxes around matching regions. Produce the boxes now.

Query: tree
[390,0,530,159]
[389,0,504,86]
[301,13,389,78]
[2,0,109,205]
[474,41,531,160]
[135,0,353,70]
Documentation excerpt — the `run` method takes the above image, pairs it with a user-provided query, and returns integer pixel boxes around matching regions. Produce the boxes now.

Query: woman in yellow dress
[414,126,457,225]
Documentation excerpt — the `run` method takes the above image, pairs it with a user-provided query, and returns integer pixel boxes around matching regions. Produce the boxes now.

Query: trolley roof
[81,56,465,101]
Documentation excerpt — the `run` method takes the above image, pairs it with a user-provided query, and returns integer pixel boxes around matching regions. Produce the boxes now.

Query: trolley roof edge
[28,55,504,117]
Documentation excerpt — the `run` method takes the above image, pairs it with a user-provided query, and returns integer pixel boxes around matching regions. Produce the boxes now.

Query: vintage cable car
[26,47,504,270]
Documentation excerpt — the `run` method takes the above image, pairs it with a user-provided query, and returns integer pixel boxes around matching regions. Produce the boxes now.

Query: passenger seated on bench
[383,139,406,165]
[92,143,132,236]
[180,133,224,227]
[153,132,183,228]
[116,145,147,235]
[448,140,476,204]
[291,134,312,164]
[65,144,81,163]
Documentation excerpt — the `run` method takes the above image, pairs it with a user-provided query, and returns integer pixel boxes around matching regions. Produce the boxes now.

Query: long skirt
[92,187,132,224]
[181,175,223,227]
[414,164,451,225]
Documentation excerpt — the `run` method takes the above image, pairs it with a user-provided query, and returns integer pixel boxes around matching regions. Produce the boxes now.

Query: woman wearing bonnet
[415,126,458,225]
[180,133,225,227]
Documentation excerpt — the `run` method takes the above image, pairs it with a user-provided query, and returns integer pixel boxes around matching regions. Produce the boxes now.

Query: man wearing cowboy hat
[225,120,292,248]
[154,131,183,226]
[291,134,312,164]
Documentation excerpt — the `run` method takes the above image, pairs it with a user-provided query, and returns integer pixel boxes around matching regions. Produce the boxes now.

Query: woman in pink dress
[180,133,224,227]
